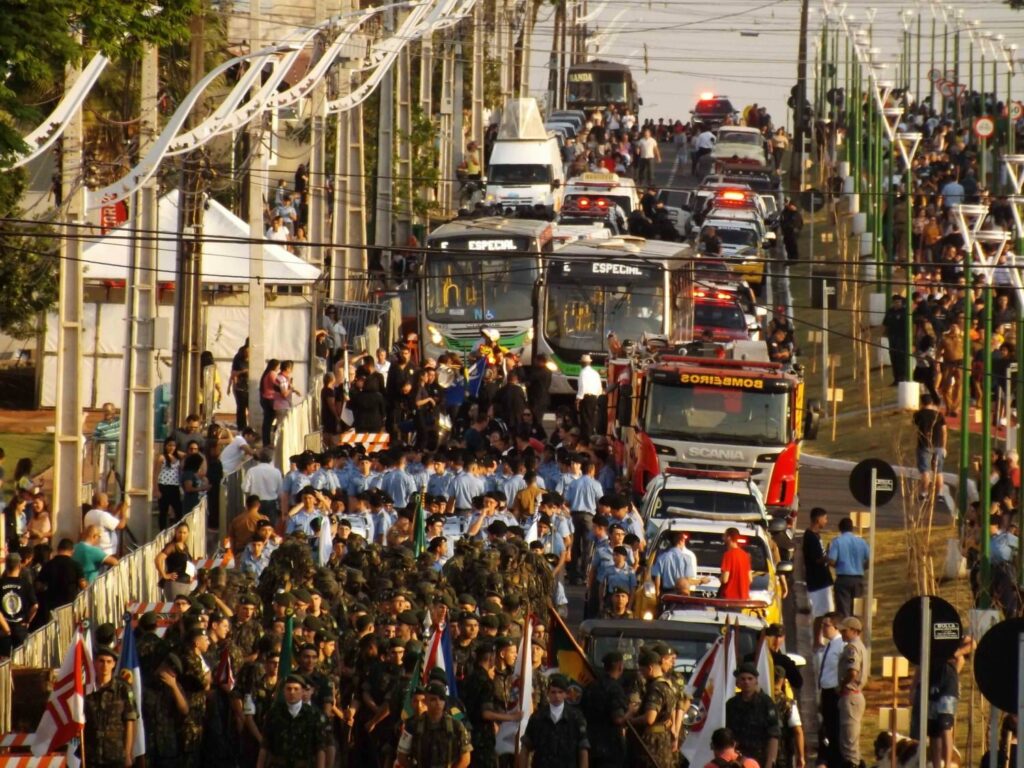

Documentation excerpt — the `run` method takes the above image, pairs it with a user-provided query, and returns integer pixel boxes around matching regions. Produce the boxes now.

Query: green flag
[400,650,425,720]
[413,492,427,557]
[277,613,294,697]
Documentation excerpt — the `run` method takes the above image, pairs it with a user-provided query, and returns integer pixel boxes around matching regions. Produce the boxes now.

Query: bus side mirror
[552,179,562,189]
[804,399,822,440]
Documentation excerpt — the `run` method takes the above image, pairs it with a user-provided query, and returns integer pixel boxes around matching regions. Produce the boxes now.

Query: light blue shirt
[992,531,1019,566]
[602,564,638,595]
[651,546,698,589]
[239,543,271,577]
[380,468,417,509]
[589,537,614,579]
[427,471,454,499]
[828,531,870,576]
[346,472,376,498]
[565,476,603,514]
[537,461,561,491]
[311,467,341,494]
[451,472,485,510]
[503,475,527,505]
[286,507,324,537]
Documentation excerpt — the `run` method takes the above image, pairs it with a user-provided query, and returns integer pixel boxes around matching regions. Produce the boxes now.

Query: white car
[639,467,769,539]
[711,126,770,169]
[563,171,640,214]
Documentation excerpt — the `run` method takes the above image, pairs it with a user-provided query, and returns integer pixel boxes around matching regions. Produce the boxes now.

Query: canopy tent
[496,98,548,140]
[82,190,321,284]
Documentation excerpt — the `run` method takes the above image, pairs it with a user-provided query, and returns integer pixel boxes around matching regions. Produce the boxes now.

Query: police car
[639,468,769,536]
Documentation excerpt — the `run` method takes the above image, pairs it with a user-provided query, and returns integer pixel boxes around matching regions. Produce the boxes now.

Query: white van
[485,99,566,217]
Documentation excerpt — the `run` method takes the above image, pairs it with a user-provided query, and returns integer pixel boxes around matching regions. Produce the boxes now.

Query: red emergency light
[664,467,751,482]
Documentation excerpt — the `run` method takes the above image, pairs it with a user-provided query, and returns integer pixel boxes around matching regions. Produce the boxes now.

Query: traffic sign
[849,458,897,507]
[1012,101,1024,121]
[974,116,996,139]
[892,596,963,667]
[974,617,1024,712]
[799,188,826,213]
[927,68,943,83]
[939,81,955,98]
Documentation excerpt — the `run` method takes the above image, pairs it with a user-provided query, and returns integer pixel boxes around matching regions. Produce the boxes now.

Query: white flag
[496,621,534,755]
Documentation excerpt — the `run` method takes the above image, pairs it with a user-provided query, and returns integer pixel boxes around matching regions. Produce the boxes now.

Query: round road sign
[939,81,955,98]
[799,188,826,213]
[927,68,943,83]
[849,458,897,507]
[974,617,1024,712]
[1012,101,1024,121]
[974,116,995,139]
[892,595,963,667]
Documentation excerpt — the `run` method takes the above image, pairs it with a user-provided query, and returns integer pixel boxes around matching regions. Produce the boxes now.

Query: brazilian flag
[412,492,427,558]
[547,603,595,688]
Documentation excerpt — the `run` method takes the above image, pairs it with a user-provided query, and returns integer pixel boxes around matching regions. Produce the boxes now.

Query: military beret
[138,611,159,631]
[457,594,478,608]
[238,594,259,607]
[94,645,118,661]
[285,673,308,687]
[163,653,184,674]
[734,661,759,677]
[479,615,499,629]
[424,680,447,698]
[292,588,312,603]
[592,514,610,528]
[494,636,516,649]
[602,651,624,665]
[637,649,661,667]
[548,673,570,691]
[610,586,630,596]
[315,631,337,644]
[398,610,420,627]
[388,638,407,650]
[302,616,322,631]
[95,623,117,646]
[273,592,296,606]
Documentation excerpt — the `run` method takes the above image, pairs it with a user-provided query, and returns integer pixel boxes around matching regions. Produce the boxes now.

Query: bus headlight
[527,327,534,341]
[486,193,496,203]
[545,360,559,372]
[427,326,444,346]
[642,610,654,621]
[643,581,656,599]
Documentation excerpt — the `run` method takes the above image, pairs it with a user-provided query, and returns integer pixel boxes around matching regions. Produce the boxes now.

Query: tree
[0,173,58,339]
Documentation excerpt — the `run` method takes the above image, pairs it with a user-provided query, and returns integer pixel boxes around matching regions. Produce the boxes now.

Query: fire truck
[607,351,821,516]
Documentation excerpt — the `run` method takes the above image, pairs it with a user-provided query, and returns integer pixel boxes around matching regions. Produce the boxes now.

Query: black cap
[548,673,570,691]
[734,661,759,677]
[94,645,118,661]
[424,680,447,698]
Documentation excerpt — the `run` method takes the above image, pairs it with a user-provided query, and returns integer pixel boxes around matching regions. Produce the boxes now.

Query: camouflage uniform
[83,677,138,768]
[137,631,171,687]
[639,677,676,768]
[179,650,210,763]
[233,617,264,660]
[142,677,185,768]
[461,666,499,768]
[396,712,472,768]
[581,671,629,768]
[725,691,781,768]
[260,699,327,768]
[775,692,798,768]
[521,703,590,768]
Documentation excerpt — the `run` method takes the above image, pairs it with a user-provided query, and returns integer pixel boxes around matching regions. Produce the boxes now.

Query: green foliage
[0,170,58,339]
[395,104,441,219]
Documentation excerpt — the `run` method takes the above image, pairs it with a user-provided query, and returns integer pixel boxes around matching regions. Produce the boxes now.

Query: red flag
[215,643,235,691]
[32,627,90,755]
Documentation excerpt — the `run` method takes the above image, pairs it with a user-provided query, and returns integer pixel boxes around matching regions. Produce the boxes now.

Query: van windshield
[488,164,552,185]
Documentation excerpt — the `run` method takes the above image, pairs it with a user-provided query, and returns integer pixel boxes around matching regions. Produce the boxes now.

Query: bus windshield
[544,266,664,354]
[488,164,552,185]
[424,248,538,323]
[645,382,789,445]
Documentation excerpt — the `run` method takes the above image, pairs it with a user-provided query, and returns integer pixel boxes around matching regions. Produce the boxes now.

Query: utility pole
[420,32,436,218]
[52,49,86,542]
[472,3,485,150]
[395,44,413,247]
[309,0,329,272]
[171,12,210,429]
[793,0,810,179]
[247,0,267,444]
[120,43,160,541]
[439,36,456,214]
[374,9,396,272]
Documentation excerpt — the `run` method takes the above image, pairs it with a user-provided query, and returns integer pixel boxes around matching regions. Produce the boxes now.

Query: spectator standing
[827,517,870,617]
[259,359,281,446]
[83,491,127,557]
[580,652,629,768]
[73,526,118,585]
[33,538,85,628]
[180,453,209,516]
[719,527,752,600]
[242,448,284,522]
[636,128,660,187]
[882,295,909,384]
[803,507,835,620]
[913,395,946,500]
[725,662,781,768]
[229,339,250,431]
[0,552,36,655]
[273,360,300,427]
[221,427,258,476]
[781,200,804,262]
[837,617,868,768]
[92,402,121,491]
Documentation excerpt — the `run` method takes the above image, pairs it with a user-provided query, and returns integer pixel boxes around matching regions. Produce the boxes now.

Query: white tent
[497,98,548,140]
[82,190,321,285]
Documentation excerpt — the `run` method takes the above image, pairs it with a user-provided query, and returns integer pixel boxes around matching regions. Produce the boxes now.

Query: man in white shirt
[692,128,716,175]
[242,448,285,522]
[265,215,291,243]
[82,492,126,557]
[221,428,258,476]
[816,612,845,768]
[636,128,661,187]
[576,353,603,440]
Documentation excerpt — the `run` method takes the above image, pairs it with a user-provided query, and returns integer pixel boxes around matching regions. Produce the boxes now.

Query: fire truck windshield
[645,381,789,445]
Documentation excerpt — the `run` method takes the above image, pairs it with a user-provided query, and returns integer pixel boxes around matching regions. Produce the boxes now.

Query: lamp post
[897,131,922,392]
[952,204,989,522]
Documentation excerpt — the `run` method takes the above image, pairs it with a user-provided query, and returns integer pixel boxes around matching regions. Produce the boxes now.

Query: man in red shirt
[719,527,752,600]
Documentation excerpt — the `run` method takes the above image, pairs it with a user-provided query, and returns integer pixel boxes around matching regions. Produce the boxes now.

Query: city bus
[419,217,555,361]
[534,237,694,394]
[566,60,641,115]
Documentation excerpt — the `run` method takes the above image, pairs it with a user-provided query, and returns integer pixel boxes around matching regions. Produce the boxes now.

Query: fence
[273,389,323,470]
[331,298,398,356]
[0,502,208,734]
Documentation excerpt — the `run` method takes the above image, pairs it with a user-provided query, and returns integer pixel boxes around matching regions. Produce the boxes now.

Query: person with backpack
[396,680,472,768]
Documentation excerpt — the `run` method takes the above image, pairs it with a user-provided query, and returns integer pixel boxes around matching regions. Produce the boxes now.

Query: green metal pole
[876,104,885,292]
[885,144,895,295]
[980,49,986,128]
[958,251,973,518]
[931,14,937,111]
[980,282,993,606]
[917,13,922,105]
[1009,64,1015,156]
[943,20,949,116]
[904,171,913,380]
[969,39,975,123]
[954,23,962,125]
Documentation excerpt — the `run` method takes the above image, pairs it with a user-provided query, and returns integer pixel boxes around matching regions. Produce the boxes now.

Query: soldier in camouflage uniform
[84,646,138,768]
[725,662,781,768]
[396,681,472,768]
[233,593,264,663]
[136,611,171,688]
[461,642,501,768]
[236,644,281,768]
[652,642,688,751]
[772,665,805,768]
[630,648,677,768]
[257,673,327,768]
[179,627,212,768]
[581,651,631,768]
[142,653,189,768]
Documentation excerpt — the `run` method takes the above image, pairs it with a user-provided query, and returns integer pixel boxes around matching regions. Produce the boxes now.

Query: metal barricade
[273,390,322,471]
[330,300,392,355]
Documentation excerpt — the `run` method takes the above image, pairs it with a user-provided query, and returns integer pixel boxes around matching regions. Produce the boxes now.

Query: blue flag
[467,358,487,399]
[116,612,146,759]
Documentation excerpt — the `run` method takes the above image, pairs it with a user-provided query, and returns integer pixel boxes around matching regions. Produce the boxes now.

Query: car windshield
[651,488,762,519]
[658,190,690,208]
[713,228,759,247]
[488,164,552,185]
[718,132,762,146]
[695,99,734,115]
[695,302,746,330]
[588,627,759,676]
[653,530,769,571]
[645,381,790,444]
[564,193,634,213]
